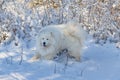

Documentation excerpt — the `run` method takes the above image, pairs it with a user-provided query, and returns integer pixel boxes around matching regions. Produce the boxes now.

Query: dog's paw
[28,55,41,63]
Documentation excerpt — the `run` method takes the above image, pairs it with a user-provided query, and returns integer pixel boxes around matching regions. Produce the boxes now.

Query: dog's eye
[47,39,49,40]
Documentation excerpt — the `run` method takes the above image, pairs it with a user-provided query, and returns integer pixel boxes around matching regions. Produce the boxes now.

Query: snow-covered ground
[0,37,120,80]
[1,0,120,80]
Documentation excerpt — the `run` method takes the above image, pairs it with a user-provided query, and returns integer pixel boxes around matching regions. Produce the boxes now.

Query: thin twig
[19,46,23,65]
[63,51,69,73]
[54,63,57,74]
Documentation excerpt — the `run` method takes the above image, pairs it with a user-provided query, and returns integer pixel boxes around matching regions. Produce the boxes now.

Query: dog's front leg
[45,53,55,60]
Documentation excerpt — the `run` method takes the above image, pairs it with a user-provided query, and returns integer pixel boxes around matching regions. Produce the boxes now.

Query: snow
[0,37,120,80]
[1,0,120,80]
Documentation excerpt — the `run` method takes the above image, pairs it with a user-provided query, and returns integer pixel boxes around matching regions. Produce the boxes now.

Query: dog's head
[38,31,55,48]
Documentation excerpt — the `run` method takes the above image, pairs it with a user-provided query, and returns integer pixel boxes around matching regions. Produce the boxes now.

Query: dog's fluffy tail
[65,21,87,47]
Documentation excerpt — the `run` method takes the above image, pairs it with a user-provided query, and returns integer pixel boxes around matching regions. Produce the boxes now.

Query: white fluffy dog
[30,22,86,61]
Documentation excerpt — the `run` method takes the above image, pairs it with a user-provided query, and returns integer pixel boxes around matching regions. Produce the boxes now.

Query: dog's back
[62,22,86,47]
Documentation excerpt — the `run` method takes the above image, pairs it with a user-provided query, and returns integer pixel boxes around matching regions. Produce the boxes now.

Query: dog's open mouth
[43,45,47,47]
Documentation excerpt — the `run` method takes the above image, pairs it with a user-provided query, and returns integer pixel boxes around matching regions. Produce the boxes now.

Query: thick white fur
[30,22,86,61]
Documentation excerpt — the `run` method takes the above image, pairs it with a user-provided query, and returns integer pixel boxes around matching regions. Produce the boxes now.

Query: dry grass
[0,0,120,46]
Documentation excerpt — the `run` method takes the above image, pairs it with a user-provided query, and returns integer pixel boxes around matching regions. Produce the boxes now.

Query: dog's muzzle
[43,42,47,47]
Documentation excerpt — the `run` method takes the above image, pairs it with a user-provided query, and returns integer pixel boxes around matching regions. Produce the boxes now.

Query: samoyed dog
[30,22,86,61]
